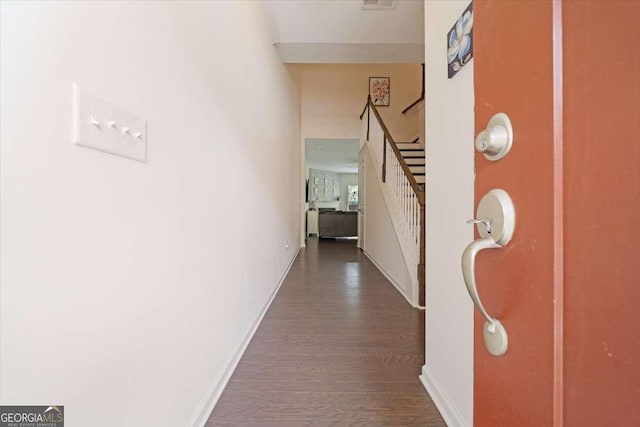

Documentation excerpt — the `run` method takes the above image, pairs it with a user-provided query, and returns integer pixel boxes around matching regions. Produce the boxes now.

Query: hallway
[207,238,445,426]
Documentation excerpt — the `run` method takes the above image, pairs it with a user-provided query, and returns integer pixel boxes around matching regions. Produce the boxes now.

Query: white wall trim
[363,250,420,309]
[187,247,301,427]
[420,365,470,427]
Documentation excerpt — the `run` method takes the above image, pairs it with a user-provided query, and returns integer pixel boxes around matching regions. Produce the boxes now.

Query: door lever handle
[462,237,508,356]
[461,189,515,357]
[462,236,501,324]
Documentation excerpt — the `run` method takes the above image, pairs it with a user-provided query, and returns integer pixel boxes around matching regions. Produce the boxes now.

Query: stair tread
[405,158,425,165]
[396,142,425,150]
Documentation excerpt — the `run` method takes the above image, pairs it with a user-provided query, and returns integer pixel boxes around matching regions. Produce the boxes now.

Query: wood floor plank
[221,379,428,394]
[207,238,445,426]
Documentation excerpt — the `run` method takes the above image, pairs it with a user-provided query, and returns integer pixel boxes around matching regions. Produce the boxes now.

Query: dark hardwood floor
[207,238,445,426]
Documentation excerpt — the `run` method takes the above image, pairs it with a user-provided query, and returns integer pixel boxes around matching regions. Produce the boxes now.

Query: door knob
[462,189,515,356]
[475,113,513,161]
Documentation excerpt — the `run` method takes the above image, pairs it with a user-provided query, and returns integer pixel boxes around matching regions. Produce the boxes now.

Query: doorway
[304,138,359,242]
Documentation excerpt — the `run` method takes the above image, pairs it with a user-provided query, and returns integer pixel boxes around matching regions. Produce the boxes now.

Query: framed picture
[447,2,473,79]
[369,77,390,106]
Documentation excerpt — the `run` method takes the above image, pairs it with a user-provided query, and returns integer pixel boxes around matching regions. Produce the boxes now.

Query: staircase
[360,96,426,306]
[397,143,426,188]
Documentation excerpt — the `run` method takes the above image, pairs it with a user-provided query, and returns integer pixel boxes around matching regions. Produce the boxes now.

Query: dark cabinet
[318,211,357,238]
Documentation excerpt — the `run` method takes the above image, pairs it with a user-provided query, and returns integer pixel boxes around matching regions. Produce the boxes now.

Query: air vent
[361,0,397,10]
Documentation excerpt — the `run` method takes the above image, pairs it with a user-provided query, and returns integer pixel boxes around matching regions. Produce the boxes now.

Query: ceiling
[306,138,359,174]
[261,0,424,63]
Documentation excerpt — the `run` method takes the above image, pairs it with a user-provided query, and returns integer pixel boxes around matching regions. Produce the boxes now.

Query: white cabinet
[307,210,319,236]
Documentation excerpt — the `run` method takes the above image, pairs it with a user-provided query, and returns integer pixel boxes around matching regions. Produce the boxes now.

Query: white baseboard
[420,365,470,427]
[364,250,418,308]
[187,247,301,427]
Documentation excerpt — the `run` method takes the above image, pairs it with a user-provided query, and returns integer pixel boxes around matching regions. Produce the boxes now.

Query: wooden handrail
[359,95,371,120]
[366,100,370,141]
[401,64,425,115]
[366,98,425,206]
[360,95,371,140]
[382,135,387,182]
[421,63,425,99]
[401,97,424,115]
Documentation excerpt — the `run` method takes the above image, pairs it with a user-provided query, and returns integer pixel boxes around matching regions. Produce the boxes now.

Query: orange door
[473,1,559,425]
[562,2,640,425]
[473,1,640,425]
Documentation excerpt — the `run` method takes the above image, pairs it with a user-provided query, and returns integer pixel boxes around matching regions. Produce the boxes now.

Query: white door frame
[357,154,365,249]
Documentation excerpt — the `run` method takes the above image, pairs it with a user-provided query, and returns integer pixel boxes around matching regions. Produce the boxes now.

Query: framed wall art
[369,77,390,106]
[447,2,473,79]
[308,169,340,202]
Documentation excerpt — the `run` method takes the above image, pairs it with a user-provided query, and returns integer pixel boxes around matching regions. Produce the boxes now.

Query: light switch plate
[73,83,147,162]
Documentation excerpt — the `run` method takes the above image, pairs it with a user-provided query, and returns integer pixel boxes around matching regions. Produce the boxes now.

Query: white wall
[420,1,475,426]
[362,147,414,305]
[338,173,358,211]
[0,2,300,427]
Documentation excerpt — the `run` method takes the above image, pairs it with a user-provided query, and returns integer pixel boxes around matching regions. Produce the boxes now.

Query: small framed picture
[447,2,473,79]
[369,77,390,106]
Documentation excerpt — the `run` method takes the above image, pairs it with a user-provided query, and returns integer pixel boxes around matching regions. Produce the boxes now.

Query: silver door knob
[475,113,513,161]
